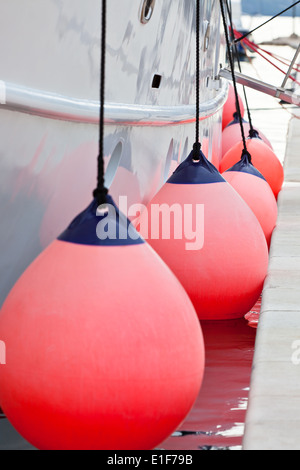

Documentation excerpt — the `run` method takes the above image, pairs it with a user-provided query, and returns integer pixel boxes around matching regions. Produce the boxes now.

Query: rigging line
[226,0,254,132]
[93,0,108,206]
[266,52,300,73]
[237,33,300,73]
[243,40,300,72]
[234,30,300,86]
[260,47,300,74]
[233,27,300,71]
[234,0,300,44]
[193,0,202,160]
[220,0,249,156]
[245,43,300,86]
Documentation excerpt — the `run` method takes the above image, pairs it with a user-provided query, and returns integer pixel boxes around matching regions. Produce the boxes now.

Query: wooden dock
[244,112,300,450]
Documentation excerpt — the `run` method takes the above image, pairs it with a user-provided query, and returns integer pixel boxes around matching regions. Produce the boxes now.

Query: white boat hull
[0,0,227,307]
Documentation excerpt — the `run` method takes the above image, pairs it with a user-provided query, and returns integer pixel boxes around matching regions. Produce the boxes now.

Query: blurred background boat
[242,0,300,17]
[242,0,300,47]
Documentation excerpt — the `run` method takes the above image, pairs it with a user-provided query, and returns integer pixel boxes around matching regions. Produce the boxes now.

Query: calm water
[162,318,256,451]
[0,316,257,451]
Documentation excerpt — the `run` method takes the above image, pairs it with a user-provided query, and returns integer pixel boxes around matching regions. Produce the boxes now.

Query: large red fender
[139,148,269,321]
[221,138,284,199]
[222,152,278,247]
[0,196,205,450]
[222,84,245,130]
[222,115,273,157]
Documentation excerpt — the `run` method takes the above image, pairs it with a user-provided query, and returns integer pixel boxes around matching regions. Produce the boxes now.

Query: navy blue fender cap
[168,148,226,185]
[58,195,145,246]
[227,112,247,127]
[248,128,263,141]
[225,150,266,181]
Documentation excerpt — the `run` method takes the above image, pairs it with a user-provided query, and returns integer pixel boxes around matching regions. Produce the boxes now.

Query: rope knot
[249,128,260,139]
[193,142,202,161]
[241,149,252,164]
[93,186,108,206]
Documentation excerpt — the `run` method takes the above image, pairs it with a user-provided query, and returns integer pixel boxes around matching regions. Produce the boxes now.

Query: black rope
[220,0,251,161]
[93,0,108,205]
[193,0,202,161]
[225,0,254,133]
[234,0,300,44]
